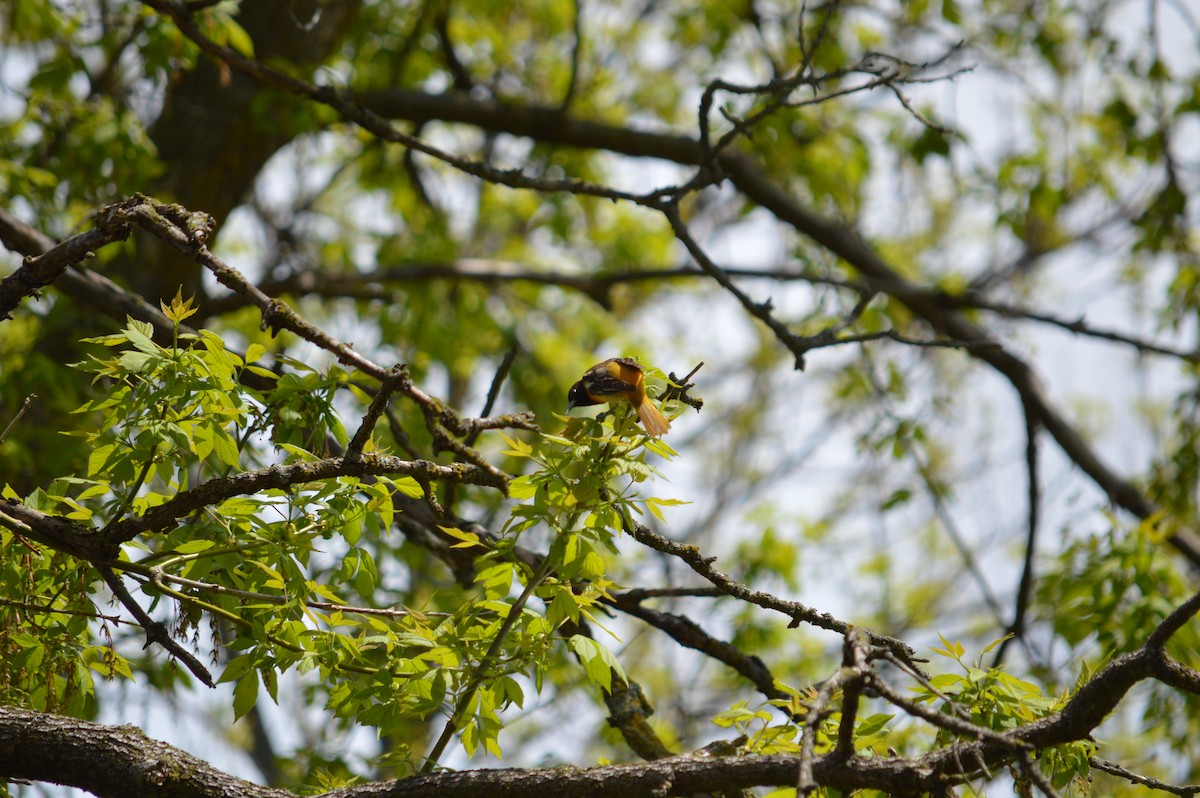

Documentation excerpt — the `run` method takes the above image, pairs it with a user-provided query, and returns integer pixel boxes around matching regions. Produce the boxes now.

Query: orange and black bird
[566,357,671,437]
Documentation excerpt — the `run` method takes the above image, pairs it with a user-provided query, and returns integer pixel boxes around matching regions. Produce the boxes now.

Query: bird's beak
[566,397,578,412]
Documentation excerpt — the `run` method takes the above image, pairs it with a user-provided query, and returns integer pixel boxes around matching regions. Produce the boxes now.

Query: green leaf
[500,433,533,458]
[207,422,240,467]
[118,351,156,374]
[175,539,215,554]
[855,713,894,737]
[218,655,254,684]
[928,673,964,691]
[440,525,484,549]
[123,320,160,355]
[566,635,619,691]
[391,476,424,498]
[220,16,255,57]
[508,475,537,500]
[232,671,259,719]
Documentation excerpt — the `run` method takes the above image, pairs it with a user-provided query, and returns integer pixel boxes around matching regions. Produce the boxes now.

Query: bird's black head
[566,380,599,411]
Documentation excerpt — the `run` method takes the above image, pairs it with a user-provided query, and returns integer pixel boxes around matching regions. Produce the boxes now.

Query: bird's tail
[636,396,671,437]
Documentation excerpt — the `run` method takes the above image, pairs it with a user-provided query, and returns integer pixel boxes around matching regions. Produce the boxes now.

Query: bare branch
[139,1,650,207]
[995,403,1042,667]
[0,207,132,320]
[606,591,791,709]
[97,564,215,688]
[347,365,408,460]
[0,393,36,445]
[621,517,923,668]
[1089,757,1200,796]
[325,80,1200,563]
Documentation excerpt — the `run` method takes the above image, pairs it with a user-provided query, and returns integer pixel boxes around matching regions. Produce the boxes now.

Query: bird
[566,357,671,437]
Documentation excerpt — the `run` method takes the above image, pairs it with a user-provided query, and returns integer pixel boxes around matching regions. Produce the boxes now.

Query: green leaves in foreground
[3,316,686,767]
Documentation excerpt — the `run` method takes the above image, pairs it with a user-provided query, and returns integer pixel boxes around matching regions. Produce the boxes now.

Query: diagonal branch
[717,154,1200,566]
[111,193,538,467]
[606,591,790,706]
[97,564,215,687]
[622,517,922,668]
[0,219,126,320]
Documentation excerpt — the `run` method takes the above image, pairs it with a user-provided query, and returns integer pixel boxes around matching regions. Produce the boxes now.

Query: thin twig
[994,403,1041,667]
[346,365,408,460]
[421,554,557,772]
[621,516,922,668]
[559,0,584,111]
[617,586,724,601]
[797,671,840,795]
[466,346,519,449]
[110,560,450,620]
[1089,757,1200,796]
[865,670,1027,750]
[0,598,128,625]
[0,394,37,445]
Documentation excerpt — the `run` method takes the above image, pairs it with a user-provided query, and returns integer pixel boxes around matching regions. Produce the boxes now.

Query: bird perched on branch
[566,357,671,437]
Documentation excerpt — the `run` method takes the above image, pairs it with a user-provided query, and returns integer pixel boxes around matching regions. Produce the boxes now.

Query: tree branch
[0,205,133,320]
[1089,756,1200,796]
[96,564,215,687]
[103,453,509,543]
[2,584,1197,794]
[621,518,922,668]
[3,593,1197,798]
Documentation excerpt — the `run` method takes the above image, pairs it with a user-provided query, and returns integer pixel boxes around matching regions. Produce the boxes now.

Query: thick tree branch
[140,1,648,207]
[104,454,508,543]
[3,454,506,561]
[3,586,1197,798]
[0,502,119,561]
[0,705,291,798]
[0,205,133,320]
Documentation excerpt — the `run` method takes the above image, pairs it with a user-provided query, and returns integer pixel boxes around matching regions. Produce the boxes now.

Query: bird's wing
[586,372,638,395]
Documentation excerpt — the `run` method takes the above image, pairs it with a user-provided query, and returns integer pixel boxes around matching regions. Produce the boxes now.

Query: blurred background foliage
[2,0,1200,793]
